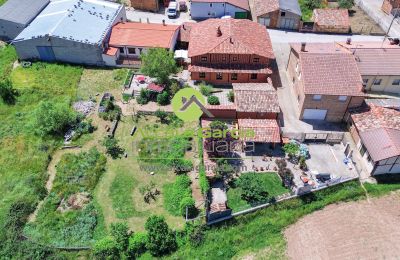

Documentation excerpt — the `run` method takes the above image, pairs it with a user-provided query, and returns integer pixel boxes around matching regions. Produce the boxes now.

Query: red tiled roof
[350,105,400,161]
[249,0,279,18]
[189,64,272,74]
[192,0,249,11]
[179,22,196,42]
[313,8,350,28]
[233,83,280,113]
[238,119,280,143]
[188,18,274,59]
[109,22,179,48]
[298,51,364,96]
[104,47,118,56]
[147,83,165,93]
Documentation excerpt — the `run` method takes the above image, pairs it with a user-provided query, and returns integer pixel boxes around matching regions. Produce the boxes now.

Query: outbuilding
[0,0,49,41]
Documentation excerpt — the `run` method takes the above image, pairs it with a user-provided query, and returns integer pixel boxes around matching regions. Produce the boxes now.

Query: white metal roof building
[0,0,50,40]
[13,0,126,65]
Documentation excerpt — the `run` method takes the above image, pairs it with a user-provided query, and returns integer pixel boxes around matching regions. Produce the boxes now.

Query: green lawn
[227,173,289,212]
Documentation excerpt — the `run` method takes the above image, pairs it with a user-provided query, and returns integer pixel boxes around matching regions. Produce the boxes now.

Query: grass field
[95,115,197,232]
[227,173,289,212]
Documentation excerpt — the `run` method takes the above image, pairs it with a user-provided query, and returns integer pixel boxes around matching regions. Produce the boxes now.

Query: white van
[167,1,178,18]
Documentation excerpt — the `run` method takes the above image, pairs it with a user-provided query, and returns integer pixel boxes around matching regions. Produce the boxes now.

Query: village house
[130,0,160,12]
[337,40,400,95]
[188,18,274,85]
[105,22,179,66]
[381,0,400,16]
[348,101,400,175]
[13,0,126,65]
[190,0,250,20]
[0,0,49,41]
[249,0,301,30]
[287,43,364,122]
[312,8,350,34]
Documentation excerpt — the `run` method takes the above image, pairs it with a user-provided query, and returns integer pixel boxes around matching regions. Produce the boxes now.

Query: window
[363,78,369,84]
[253,57,260,63]
[231,73,238,80]
[199,72,206,78]
[128,48,136,54]
[222,56,227,61]
[119,47,125,54]
[393,79,400,85]
[251,74,258,80]
[359,144,366,156]
[201,56,207,62]
[208,12,211,16]
[338,96,347,102]
[313,95,322,101]
[210,3,212,7]
[373,79,382,85]
[216,73,223,80]
[259,17,270,27]
[281,12,286,17]
[138,48,143,54]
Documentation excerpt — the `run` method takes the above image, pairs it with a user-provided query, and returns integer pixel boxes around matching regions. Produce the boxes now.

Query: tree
[180,197,197,218]
[154,109,169,124]
[283,142,300,159]
[32,100,77,136]
[236,173,270,204]
[136,88,151,105]
[141,48,177,84]
[304,0,322,9]
[157,91,170,105]
[0,78,18,105]
[110,222,131,252]
[169,81,181,96]
[145,215,177,256]
[127,233,147,258]
[207,95,220,105]
[93,236,119,260]
[338,0,354,9]
[102,137,125,159]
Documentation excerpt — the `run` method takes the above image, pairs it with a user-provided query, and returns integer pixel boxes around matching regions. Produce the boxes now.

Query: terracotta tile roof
[313,8,350,28]
[179,22,196,42]
[238,119,280,143]
[188,18,274,59]
[233,83,280,113]
[337,41,400,76]
[189,64,272,74]
[296,48,364,96]
[104,47,118,56]
[350,105,400,161]
[147,83,165,93]
[109,22,179,48]
[249,0,279,18]
[192,0,249,11]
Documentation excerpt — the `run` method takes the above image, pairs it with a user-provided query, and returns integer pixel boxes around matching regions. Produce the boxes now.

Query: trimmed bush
[157,91,170,105]
[227,90,234,102]
[207,95,220,105]
[199,84,213,96]
[136,88,151,105]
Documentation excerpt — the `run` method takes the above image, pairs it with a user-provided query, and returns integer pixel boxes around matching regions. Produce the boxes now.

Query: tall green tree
[145,215,177,256]
[140,48,177,84]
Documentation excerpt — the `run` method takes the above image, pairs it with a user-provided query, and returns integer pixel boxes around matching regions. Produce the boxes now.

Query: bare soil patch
[285,192,400,260]
[350,5,385,35]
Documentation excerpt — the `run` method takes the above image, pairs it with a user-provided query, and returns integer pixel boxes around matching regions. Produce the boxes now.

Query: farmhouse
[190,0,250,20]
[249,0,301,30]
[105,22,179,66]
[349,102,400,175]
[13,0,126,65]
[287,43,364,122]
[312,8,350,34]
[381,0,400,15]
[337,40,400,95]
[188,18,274,85]
[0,0,49,41]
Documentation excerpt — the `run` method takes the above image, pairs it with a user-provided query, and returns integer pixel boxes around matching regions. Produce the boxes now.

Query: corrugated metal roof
[0,0,49,25]
[14,0,123,45]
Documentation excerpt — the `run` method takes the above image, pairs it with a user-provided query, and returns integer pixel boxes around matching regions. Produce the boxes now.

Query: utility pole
[382,3,400,47]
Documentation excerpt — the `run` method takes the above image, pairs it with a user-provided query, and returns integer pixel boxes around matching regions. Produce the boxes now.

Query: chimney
[183,23,185,30]
[346,37,352,45]
[230,37,233,44]
[162,19,166,26]
[217,26,222,37]
[301,42,306,52]
[147,17,149,23]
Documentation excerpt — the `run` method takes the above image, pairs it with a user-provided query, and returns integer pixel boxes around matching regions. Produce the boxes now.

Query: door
[37,46,56,62]
[280,18,296,29]
[303,109,327,120]
[258,17,270,27]
[234,12,247,19]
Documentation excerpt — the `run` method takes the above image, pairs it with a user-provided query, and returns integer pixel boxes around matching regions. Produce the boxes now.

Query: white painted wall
[190,2,247,20]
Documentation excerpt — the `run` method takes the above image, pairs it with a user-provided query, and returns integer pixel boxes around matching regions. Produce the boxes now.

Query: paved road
[268,29,385,43]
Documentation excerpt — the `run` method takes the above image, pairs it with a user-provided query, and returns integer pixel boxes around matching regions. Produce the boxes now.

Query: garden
[299,0,355,21]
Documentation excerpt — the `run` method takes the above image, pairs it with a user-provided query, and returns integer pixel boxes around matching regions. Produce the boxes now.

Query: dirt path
[285,192,400,260]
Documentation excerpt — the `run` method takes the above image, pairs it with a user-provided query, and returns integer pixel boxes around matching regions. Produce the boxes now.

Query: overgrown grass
[0,45,17,79]
[109,171,137,219]
[227,173,289,212]
[298,0,327,21]
[171,181,400,259]
[163,175,192,216]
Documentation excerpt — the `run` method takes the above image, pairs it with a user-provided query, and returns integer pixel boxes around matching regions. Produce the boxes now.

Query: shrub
[338,0,354,9]
[163,175,192,216]
[110,222,131,251]
[157,91,170,105]
[207,95,220,105]
[180,197,197,218]
[145,215,177,256]
[136,88,151,105]
[227,90,234,102]
[4,199,36,239]
[93,236,120,260]
[299,156,308,170]
[199,165,210,195]
[0,78,18,105]
[283,142,300,158]
[127,232,147,258]
[304,0,322,9]
[102,137,125,159]
[154,109,169,123]
[188,224,206,247]
[169,81,181,96]
[235,173,270,203]
[215,158,235,179]
[199,83,213,96]
[122,93,131,102]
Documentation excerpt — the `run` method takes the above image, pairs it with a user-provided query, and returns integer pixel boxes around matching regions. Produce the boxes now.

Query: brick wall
[237,112,277,119]
[130,0,159,12]
[314,24,350,34]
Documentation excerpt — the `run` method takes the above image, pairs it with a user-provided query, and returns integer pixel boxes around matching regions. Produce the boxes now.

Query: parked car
[167,1,178,18]
[179,1,187,12]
